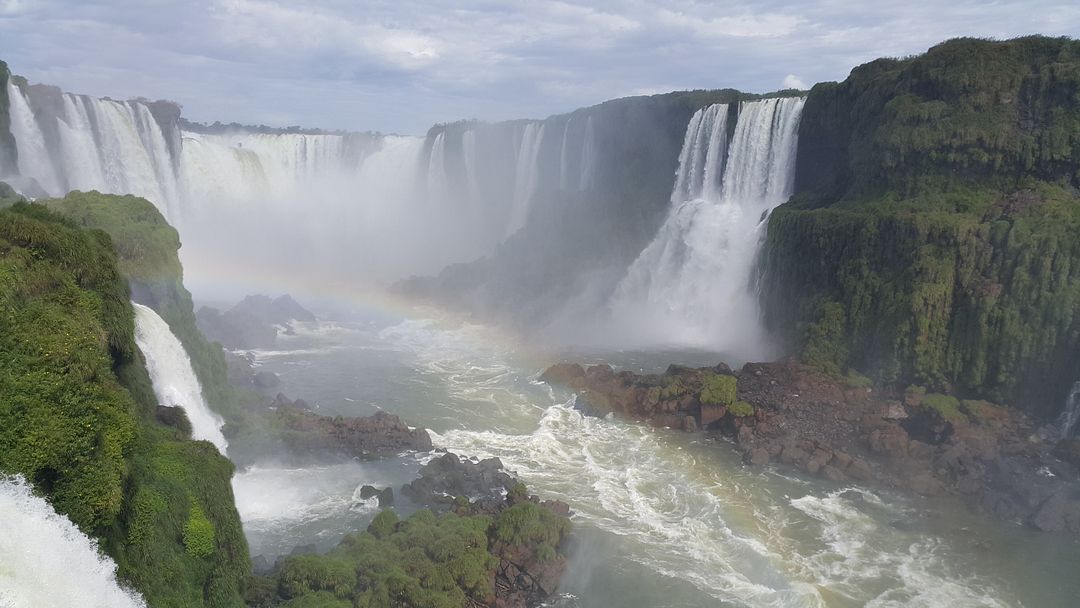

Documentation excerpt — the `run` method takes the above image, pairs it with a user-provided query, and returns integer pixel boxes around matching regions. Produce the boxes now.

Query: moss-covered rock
[763,37,1080,417]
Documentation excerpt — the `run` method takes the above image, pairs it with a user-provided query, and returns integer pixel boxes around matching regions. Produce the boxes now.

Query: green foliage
[800,300,850,377]
[184,505,217,558]
[728,401,755,417]
[275,509,501,608]
[699,373,737,406]
[844,370,874,389]
[43,191,246,427]
[659,376,689,400]
[368,509,399,539]
[493,502,568,556]
[0,205,137,530]
[796,37,1080,203]
[922,393,964,421]
[0,200,249,606]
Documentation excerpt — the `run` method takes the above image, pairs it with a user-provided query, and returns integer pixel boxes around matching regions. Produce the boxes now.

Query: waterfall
[426,131,447,199]
[579,115,595,191]
[57,95,107,192]
[6,81,61,194]
[507,122,545,236]
[132,302,228,453]
[1058,381,1080,440]
[609,97,805,356]
[559,117,572,190]
[461,129,479,202]
[0,475,147,608]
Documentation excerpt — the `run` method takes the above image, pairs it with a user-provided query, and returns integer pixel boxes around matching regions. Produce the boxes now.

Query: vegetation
[921,393,964,422]
[0,200,249,606]
[762,37,1080,417]
[728,401,755,417]
[264,480,571,608]
[43,192,248,426]
[699,373,737,406]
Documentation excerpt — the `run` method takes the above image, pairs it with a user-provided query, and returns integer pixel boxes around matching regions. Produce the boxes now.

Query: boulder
[253,370,280,389]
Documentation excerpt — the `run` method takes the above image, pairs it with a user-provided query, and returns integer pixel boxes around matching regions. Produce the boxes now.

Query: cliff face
[762,37,1080,416]
[0,196,250,607]
[0,61,16,176]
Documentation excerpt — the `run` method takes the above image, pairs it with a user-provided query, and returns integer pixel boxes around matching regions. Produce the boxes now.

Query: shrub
[184,505,216,558]
[728,401,755,417]
[922,393,963,421]
[699,373,737,406]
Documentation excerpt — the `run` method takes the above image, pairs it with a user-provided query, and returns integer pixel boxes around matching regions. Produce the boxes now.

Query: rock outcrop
[402,453,572,608]
[196,294,316,350]
[543,359,1080,535]
[266,393,433,460]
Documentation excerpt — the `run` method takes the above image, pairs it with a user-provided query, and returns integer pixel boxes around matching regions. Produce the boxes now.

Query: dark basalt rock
[402,452,517,514]
[543,358,1080,536]
[155,405,192,435]
[252,370,280,389]
[196,294,316,350]
[273,397,433,459]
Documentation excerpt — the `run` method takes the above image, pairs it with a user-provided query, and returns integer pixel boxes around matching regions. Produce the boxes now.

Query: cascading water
[132,302,228,453]
[507,122,545,236]
[609,97,804,357]
[460,129,480,202]
[1057,381,1080,440]
[0,475,147,608]
[6,81,61,194]
[426,131,448,198]
[579,115,595,191]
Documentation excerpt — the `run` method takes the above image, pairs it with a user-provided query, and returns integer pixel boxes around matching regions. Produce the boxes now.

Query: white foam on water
[0,476,147,608]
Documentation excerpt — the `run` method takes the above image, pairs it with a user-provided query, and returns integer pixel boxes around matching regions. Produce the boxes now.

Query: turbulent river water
[230,308,1080,608]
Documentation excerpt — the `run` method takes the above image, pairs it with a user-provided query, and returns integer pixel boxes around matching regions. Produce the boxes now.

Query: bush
[728,401,755,417]
[922,393,963,421]
[699,373,737,406]
[184,505,217,558]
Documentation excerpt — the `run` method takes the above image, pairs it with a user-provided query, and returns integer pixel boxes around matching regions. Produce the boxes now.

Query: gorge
[1,34,1080,608]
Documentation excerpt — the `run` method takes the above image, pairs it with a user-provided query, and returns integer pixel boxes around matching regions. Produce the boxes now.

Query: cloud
[1,0,1077,133]
[782,74,807,90]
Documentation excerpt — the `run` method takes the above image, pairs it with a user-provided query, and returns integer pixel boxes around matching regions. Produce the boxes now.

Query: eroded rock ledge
[542,360,1080,535]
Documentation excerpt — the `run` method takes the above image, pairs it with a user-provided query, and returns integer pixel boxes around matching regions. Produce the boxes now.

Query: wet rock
[747,447,770,466]
[155,405,192,435]
[260,395,433,461]
[402,453,517,514]
[539,363,586,385]
[823,465,846,481]
[253,370,280,389]
[883,402,909,420]
[700,403,727,428]
[377,487,394,507]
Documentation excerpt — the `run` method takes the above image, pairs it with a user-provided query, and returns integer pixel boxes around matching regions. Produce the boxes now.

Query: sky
[1,0,1078,135]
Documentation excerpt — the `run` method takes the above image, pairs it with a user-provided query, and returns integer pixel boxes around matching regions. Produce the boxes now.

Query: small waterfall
[507,122,545,236]
[6,81,61,194]
[1058,381,1080,440]
[609,97,805,356]
[579,116,595,191]
[559,117,572,190]
[133,302,228,453]
[426,131,447,199]
[0,475,147,608]
[461,129,479,201]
